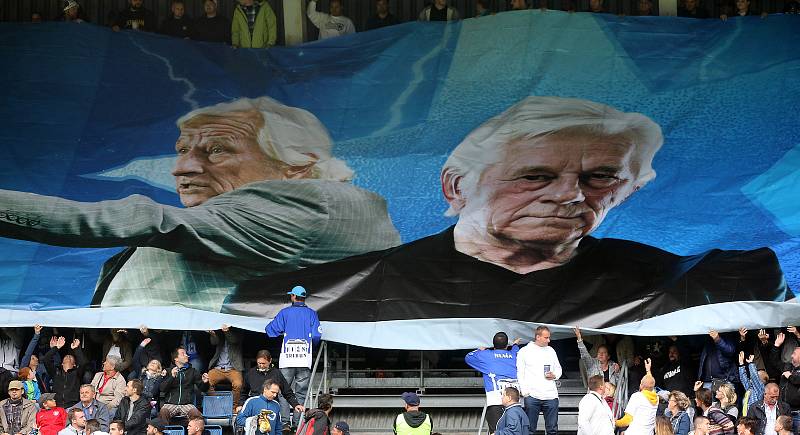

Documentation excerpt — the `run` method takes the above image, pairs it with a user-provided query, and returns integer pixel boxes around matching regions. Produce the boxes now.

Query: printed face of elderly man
[442,96,662,274]
[172,98,348,207]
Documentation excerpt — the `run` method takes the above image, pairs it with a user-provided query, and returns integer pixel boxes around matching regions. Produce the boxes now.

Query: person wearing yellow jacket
[231,0,276,48]
[616,359,659,435]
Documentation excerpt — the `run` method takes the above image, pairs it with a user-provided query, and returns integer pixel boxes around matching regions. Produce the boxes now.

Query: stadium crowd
[32,0,800,44]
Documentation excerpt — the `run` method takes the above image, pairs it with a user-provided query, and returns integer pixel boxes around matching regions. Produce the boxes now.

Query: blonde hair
[669,390,690,411]
[717,383,737,409]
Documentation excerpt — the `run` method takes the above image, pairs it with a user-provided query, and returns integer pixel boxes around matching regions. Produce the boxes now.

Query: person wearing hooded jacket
[615,360,659,435]
[393,392,432,435]
[231,0,277,48]
[297,393,332,435]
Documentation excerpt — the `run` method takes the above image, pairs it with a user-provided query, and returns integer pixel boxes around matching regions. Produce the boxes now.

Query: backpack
[295,415,328,435]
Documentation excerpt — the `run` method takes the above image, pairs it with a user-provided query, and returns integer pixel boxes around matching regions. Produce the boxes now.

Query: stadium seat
[203,424,223,435]
[164,425,186,435]
[202,392,234,427]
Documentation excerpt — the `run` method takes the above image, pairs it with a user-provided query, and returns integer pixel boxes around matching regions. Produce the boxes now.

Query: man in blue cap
[393,392,432,435]
[265,285,321,432]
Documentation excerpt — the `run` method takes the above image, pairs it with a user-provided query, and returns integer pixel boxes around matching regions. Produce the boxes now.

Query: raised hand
[56,336,66,349]
[33,324,43,335]
[694,381,703,391]
[739,327,748,341]
[775,332,786,348]
[49,336,58,348]
[739,351,745,365]
[644,358,652,373]
[139,325,149,336]
[746,354,755,364]
[221,324,230,332]
[574,327,582,341]
[758,329,770,344]
[141,338,152,347]
[70,339,80,349]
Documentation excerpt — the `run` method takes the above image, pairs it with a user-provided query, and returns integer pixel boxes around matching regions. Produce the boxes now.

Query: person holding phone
[516,326,562,435]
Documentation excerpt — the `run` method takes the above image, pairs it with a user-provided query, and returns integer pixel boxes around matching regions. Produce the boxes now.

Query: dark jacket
[301,408,330,435]
[698,335,738,384]
[770,346,800,409]
[244,367,299,407]
[160,15,192,38]
[160,365,208,405]
[114,396,151,435]
[113,7,157,32]
[43,346,87,407]
[192,15,231,44]
[748,400,790,435]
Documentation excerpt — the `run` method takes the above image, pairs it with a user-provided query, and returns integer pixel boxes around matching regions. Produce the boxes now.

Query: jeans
[792,412,800,433]
[279,367,311,427]
[524,396,559,435]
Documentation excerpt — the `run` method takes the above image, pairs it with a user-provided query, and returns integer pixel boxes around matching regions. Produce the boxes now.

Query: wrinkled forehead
[499,129,639,170]
[179,110,264,138]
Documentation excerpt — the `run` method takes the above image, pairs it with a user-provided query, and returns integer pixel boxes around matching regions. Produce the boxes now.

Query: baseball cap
[63,0,79,11]
[7,380,23,391]
[401,391,420,406]
[287,285,307,298]
[146,419,166,432]
[333,421,350,435]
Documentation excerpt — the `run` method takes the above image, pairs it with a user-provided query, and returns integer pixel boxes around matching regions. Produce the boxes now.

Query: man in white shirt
[615,359,658,435]
[307,0,355,40]
[577,375,614,435]
[516,326,561,435]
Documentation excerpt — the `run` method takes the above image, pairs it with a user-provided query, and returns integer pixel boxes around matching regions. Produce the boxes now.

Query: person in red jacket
[37,398,67,435]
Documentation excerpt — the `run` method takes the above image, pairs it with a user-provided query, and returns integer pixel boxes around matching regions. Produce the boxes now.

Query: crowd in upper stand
[30,0,800,46]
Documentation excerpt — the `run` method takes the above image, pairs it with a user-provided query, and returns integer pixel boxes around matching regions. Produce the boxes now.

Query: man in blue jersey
[265,285,322,431]
[465,332,521,433]
[235,380,281,435]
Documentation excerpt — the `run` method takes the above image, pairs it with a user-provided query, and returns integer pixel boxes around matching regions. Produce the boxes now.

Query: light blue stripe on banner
[742,143,800,237]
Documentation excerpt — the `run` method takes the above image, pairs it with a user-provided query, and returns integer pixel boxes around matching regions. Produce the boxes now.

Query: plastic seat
[164,425,186,435]
[202,391,234,427]
[203,425,223,435]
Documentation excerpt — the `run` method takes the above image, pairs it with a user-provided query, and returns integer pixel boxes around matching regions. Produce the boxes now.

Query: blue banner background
[0,12,798,313]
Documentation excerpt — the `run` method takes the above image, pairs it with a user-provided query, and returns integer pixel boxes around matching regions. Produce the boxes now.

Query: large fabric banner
[0,12,799,349]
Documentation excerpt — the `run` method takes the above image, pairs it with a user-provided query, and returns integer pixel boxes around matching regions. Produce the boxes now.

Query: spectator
[659,337,693,398]
[694,388,735,435]
[775,415,793,434]
[37,398,67,435]
[393,392,432,435]
[678,0,711,17]
[517,326,561,435]
[494,387,528,435]
[366,0,400,30]
[697,331,738,391]
[737,352,766,416]
[43,337,87,408]
[129,337,164,412]
[603,382,616,410]
[186,417,203,435]
[231,0,277,48]
[159,1,192,39]
[589,0,605,12]
[637,0,655,15]
[178,332,204,373]
[736,416,758,435]
[31,12,43,22]
[748,382,789,435]
[784,0,799,13]
[111,0,157,32]
[692,415,710,435]
[331,421,349,435]
[307,0,356,40]
[475,0,492,16]
[419,0,460,20]
[113,380,149,435]
[242,350,302,417]
[297,394,332,435]
[130,328,161,377]
[0,329,23,375]
[510,0,529,9]
[69,385,111,432]
[756,329,782,383]
[665,391,692,435]
[265,286,321,431]
[109,420,125,435]
[655,416,674,435]
[95,330,133,378]
[615,360,658,435]
[235,380,281,435]
[575,327,621,386]
[57,1,87,22]
[715,382,738,421]
[771,331,800,432]
[577,375,614,435]
[0,380,36,435]
[207,325,243,409]
[17,368,39,402]
[464,332,520,433]
[21,325,56,401]
[192,0,231,44]
[145,418,165,435]
[59,409,86,435]
[158,347,208,422]
[91,356,126,417]
[86,419,105,435]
